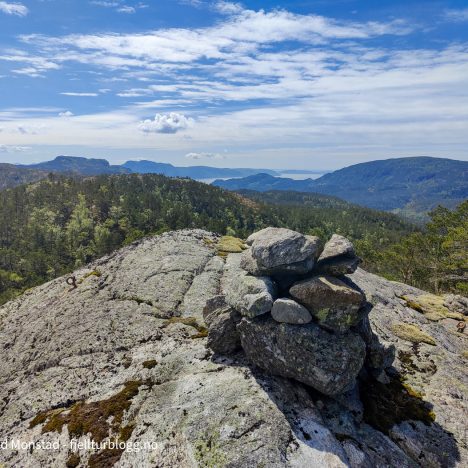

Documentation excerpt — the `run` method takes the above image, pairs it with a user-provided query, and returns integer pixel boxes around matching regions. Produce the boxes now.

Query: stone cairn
[204,227,393,397]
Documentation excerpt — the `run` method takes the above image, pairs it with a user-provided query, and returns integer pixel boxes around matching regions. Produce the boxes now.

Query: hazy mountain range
[214,157,468,219]
[1,155,466,219]
[20,156,280,178]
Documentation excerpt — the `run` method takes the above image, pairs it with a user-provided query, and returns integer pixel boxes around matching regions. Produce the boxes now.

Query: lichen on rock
[391,322,436,345]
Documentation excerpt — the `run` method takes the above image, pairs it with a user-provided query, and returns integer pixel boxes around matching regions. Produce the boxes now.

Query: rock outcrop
[0,229,466,468]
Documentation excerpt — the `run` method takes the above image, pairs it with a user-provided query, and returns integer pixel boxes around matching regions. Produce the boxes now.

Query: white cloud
[19,8,413,69]
[0,144,31,152]
[59,110,74,117]
[117,5,135,13]
[214,1,243,15]
[90,1,120,7]
[443,8,468,23]
[117,88,153,97]
[185,152,225,159]
[1,4,468,165]
[0,1,28,16]
[0,53,60,77]
[90,0,147,14]
[139,113,193,134]
[60,92,99,96]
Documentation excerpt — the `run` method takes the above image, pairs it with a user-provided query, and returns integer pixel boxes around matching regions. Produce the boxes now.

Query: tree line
[0,174,465,304]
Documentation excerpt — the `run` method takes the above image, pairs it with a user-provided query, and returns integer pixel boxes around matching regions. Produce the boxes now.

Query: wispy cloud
[90,0,147,14]
[60,92,99,97]
[1,3,467,166]
[0,1,28,16]
[185,152,225,159]
[117,5,135,13]
[443,8,468,23]
[0,53,60,77]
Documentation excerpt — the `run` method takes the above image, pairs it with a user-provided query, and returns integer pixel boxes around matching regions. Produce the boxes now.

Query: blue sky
[0,0,467,169]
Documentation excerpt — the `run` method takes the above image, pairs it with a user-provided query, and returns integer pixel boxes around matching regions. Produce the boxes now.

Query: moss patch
[391,322,436,345]
[360,376,435,434]
[78,269,102,284]
[315,308,330,322]
[216,236,246,257]
[163,316,208,339]
[30,381,147,467]
[142,360,157,369]
[190,329,209,339]
[402,294,465,322]
[66,453,80,468]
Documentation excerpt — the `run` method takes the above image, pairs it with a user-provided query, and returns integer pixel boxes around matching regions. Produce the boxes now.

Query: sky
[0,0,468,170]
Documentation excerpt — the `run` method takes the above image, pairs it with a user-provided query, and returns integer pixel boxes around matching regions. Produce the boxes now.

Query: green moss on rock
[216,236,246,257]
[402,294,465,322]
[78,269,102,284]
[163,316,208,339]
[142,360,157,369]
[391,322,436,345]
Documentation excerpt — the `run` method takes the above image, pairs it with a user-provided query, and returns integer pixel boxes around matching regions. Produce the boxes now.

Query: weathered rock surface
[316,234,360,276]
[289,275,366,332]
[206,306,242,355]
[349,268,467,466]
[443,294,468,315]
[318,234,355,262]
[241,227,320,275]
[238,315,366,395]
[271,298,312,324]
[222,253,276,318]
[0,230,466,467]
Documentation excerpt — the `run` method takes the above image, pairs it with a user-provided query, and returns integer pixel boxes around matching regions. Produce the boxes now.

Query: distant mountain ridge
[6,156,278,180]
[121,160,278,178]
[213,157,468,219]
[23,156,129,175]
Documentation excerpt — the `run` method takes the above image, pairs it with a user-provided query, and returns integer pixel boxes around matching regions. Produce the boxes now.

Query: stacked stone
[204,227,375,397]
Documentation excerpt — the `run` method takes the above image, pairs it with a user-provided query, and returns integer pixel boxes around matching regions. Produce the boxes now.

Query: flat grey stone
[271,298,312,324]
[242,228,320,276]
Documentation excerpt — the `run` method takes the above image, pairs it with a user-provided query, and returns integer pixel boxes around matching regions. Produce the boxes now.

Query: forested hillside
[0,164,47,190]
[238,190,413,242]
[214,157,468,220]
[0,174,416,304]
[363,201,467,295]
[0,174,465,304]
